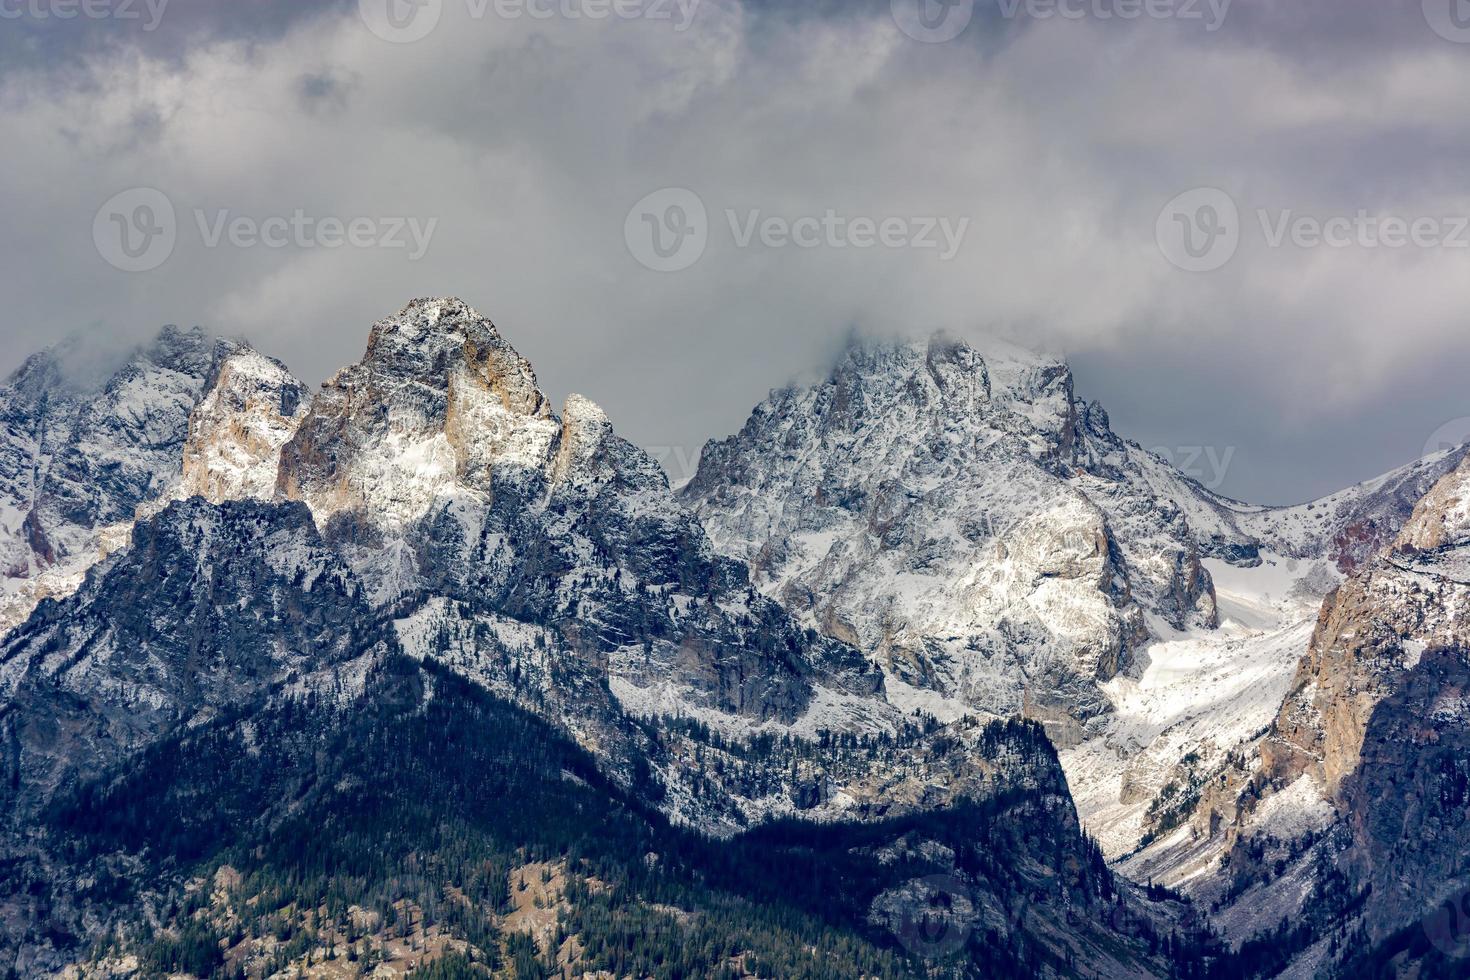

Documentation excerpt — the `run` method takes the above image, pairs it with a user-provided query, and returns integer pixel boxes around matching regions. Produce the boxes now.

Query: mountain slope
[682,336,1225,747]
[0,302,1212,979]
[1117,456,1470,976]
[24,656,1211,979]
[0,328,221,634]
[0,497,380,822]
[683,330,1470,980]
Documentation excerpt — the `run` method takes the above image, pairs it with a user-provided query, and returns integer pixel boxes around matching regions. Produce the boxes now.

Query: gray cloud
[0,0,1466,504]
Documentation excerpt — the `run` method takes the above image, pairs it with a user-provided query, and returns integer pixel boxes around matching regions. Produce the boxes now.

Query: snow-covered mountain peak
[1395,452,1470,553]
[549,393,619,487]
[685,333,1170,741]
[277,300,564,529]
[0,324,225,634]
[820,332,1077,439]
[176,344,310,505]
[361,296,551,419]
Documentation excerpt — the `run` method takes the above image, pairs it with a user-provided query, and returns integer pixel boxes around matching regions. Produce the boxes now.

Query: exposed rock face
[1164,444,1470,572]
[683,335,1218,741]
[178,347,310,504]
[5,302,1461,979]
[1397,453,1470,553]
[0,497,378,821]
[1261,457,1470,799]
[681,330,1470,976]
[1130,456,1470,972]
[0,302,1210,980]
[0,328,221,634]
[275,299,878,737]
[278,297,556,529]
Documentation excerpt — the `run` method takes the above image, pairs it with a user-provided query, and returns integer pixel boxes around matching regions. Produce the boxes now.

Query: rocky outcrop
[1167,444,1470,572]
[177,347,310,504]
[0,497,379,821]
[1261,457,1470,798]
[0,327,223,634]
[1137,456,1470,970]
[274,299,879,737]
[683,335,1222,742]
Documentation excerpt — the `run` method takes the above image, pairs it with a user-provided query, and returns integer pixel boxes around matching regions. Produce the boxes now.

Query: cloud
[0,0,1467,503]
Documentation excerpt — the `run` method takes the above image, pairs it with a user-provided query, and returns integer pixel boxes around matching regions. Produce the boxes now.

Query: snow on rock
[1061,555,1324,860]
[683,335,1232,745]
[0,327,221,635]
[176,347,310,504]
[278,297,559,529]
[1162,444,1470,572]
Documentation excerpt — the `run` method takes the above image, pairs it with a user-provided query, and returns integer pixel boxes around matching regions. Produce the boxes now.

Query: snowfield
[1061,554,1331,860]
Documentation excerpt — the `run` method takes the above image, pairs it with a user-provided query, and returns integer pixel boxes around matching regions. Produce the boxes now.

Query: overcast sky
[1,0,1467,504]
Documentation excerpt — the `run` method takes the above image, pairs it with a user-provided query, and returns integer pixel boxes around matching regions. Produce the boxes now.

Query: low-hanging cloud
[1,0,1467,504]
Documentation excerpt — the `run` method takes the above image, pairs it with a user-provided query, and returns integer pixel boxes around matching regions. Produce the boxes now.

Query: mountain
[1147,448,1468,572]
[1134,455,1470,977]
[5,303,1460,978]
[682,336,1216,748]
[0,327,221,635]
[685,331,1470,977]
[0,302,1211,979]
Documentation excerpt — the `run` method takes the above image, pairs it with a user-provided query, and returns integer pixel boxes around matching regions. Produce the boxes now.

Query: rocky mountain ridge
[1,303,1463,978]
[0,301,1213,978]
[685,330,1470,977]
[682,336,1220,747]
[0,327,221,635]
